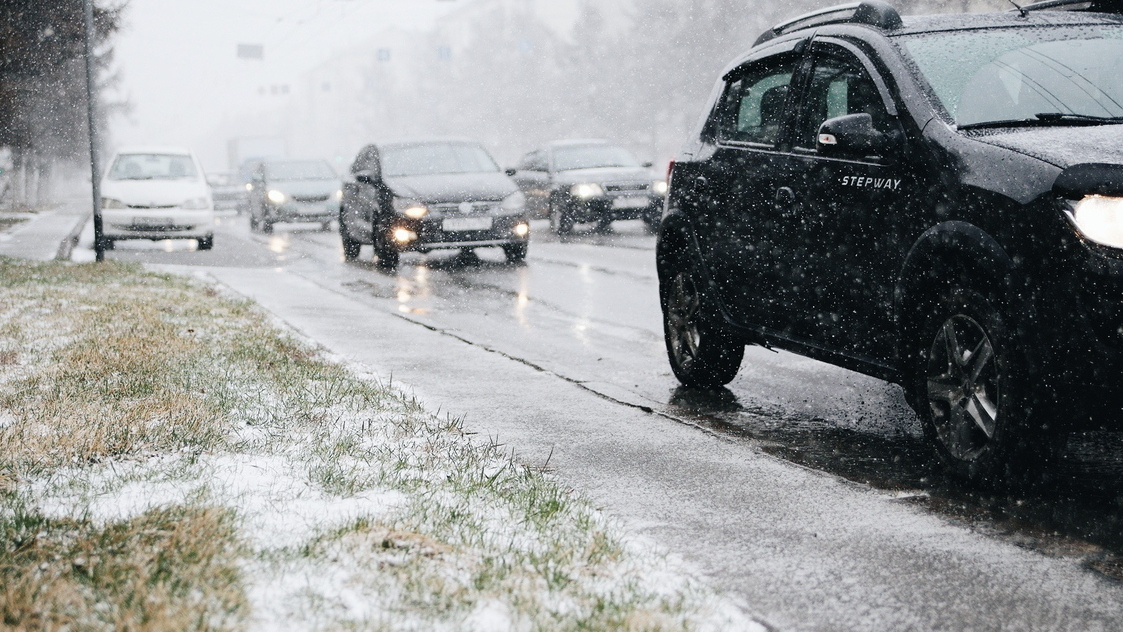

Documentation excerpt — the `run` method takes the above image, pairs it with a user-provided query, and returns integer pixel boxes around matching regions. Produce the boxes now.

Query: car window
[380,142,500,177]
[264,160,337,180]
[898,25,1123,126]
[519,150,547,171]
[715,57,798,146]
[107,153,198,181]
[552,145,641,171]
[796,51,891,149]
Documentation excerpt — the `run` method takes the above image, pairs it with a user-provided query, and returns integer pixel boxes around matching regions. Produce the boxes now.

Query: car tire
[197,235,213,251]
[340,221,361,261]
[374,233,399,270]
[249,213,260,232]
[911,286,1052,488]
[550,202,573,235]
[503,243,528,264]
[660,258,744,388]
[320,221,333,232]
[101,238,115,251]
[262,216,274,234]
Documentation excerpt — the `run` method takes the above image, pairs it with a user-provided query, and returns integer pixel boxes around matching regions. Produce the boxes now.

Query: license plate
[442,216,493,231]
[132,216,167,228]
[612,197,649,209]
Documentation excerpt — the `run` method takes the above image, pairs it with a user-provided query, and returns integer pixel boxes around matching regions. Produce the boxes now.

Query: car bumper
[267,200,340,223]
[565,195,662,222]
[1041,246,1123,426]
[102,208,215,240]
[389,214,530,252]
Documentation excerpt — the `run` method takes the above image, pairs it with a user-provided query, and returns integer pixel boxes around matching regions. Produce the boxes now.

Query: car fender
[893,220,1039,375]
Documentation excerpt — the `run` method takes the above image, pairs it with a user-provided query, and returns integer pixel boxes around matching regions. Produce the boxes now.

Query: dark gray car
[510,139,666,235]
[339,139,530,269]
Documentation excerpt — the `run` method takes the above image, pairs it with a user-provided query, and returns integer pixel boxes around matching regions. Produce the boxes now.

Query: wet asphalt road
[89,213,1123,629]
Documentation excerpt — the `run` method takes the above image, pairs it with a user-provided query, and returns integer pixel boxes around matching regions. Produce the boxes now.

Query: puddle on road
[667,385,1123,582]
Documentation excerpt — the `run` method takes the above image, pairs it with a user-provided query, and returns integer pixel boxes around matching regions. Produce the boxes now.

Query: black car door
[694,44,806,333]
[784,40,914,363]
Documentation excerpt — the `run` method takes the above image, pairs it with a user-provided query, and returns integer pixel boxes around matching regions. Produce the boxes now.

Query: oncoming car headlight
[392,197,428,219]
[182,197,209,210]
[570,183,604,200]
[1068,195,1123,249]
[652,180,669,196]
[267,189,286,205]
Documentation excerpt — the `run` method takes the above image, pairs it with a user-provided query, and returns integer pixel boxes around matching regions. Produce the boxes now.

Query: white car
[99,146,215,250]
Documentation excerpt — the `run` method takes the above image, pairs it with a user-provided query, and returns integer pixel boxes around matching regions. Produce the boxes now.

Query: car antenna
[1008,0,1029,16]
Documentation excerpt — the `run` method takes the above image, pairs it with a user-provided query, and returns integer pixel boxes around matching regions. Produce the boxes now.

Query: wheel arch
[893,220,1037,380]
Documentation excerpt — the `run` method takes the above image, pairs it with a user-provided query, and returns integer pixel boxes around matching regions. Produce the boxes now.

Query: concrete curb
[55,210,91,261]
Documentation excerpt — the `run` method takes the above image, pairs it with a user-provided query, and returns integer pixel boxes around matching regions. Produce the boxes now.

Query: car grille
[604,183,650,193]
[431,201,499,215]
[292,194,331,203]
[127,203,177,209]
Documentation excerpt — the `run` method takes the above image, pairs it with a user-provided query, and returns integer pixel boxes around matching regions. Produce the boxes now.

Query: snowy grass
[0,258,760,631]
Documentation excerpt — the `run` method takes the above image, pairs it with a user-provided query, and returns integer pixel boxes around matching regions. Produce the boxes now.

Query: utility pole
[83,0,105,262]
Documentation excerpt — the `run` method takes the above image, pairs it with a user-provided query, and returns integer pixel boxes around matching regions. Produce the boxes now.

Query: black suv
[340,139,530,268]
[658,0,1123,485]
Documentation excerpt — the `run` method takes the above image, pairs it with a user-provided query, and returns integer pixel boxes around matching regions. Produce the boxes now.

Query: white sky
[110,0,463,171]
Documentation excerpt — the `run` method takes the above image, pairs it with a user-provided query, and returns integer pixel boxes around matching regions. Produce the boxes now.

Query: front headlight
[101,197,126,209]
[652,180,668,196]
[182,197,209,210]
[570,183,604,200]
[1069,195,1123,249]
[267,189,286,205]
[501,191,526,212]
[334,189,343,201]
[393,197,428,219]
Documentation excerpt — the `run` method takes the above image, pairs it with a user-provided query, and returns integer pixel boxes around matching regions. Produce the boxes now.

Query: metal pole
[83,0,105,262]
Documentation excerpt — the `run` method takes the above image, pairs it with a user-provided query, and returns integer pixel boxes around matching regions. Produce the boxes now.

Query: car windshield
[553,145,642,171]
[264,160,337,181]
[898,24,1123,128]
[380,143,499,177]
[107,153,198,181]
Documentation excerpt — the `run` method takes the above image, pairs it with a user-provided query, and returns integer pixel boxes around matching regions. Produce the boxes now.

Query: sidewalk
[0,201,89,261]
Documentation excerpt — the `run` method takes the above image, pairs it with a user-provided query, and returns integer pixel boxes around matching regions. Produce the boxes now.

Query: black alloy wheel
[550,202,573,235]
[503,243,528,264]
[661,265,744,388]
[915,287,1043,487]
[340,215,360,261]
[373,231,399,270]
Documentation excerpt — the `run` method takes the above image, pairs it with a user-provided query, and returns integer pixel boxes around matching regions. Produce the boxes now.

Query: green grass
[0,258,754,632]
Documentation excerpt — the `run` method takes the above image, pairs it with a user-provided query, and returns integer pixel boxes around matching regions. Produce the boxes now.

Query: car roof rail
[753,1,904,46]
[1018,0,1123,13]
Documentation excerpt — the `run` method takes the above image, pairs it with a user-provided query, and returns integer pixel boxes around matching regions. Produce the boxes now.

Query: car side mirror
[354,167,381,185]
[642,161,654,168]
[505,168,517,177]
[817,113,895,158]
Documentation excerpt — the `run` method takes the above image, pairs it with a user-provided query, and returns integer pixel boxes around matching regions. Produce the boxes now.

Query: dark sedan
[510,140,666,235]
[339,139,529,268]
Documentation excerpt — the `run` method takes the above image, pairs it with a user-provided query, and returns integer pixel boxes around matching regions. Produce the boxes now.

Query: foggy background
[3,0,1005,203]
[110,0,1000,175]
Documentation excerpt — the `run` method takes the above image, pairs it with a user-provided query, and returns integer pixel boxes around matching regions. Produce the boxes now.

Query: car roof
[372,137,485,149]
[112,145,195,156]
[754,0,1123,46]
[545,139,610,149]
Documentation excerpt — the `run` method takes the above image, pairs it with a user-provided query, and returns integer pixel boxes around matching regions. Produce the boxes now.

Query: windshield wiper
[1034,112,1123,124]
[959,113,1123,130]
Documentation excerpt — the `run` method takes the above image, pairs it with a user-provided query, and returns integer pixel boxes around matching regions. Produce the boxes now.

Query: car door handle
[774,187,796,211]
